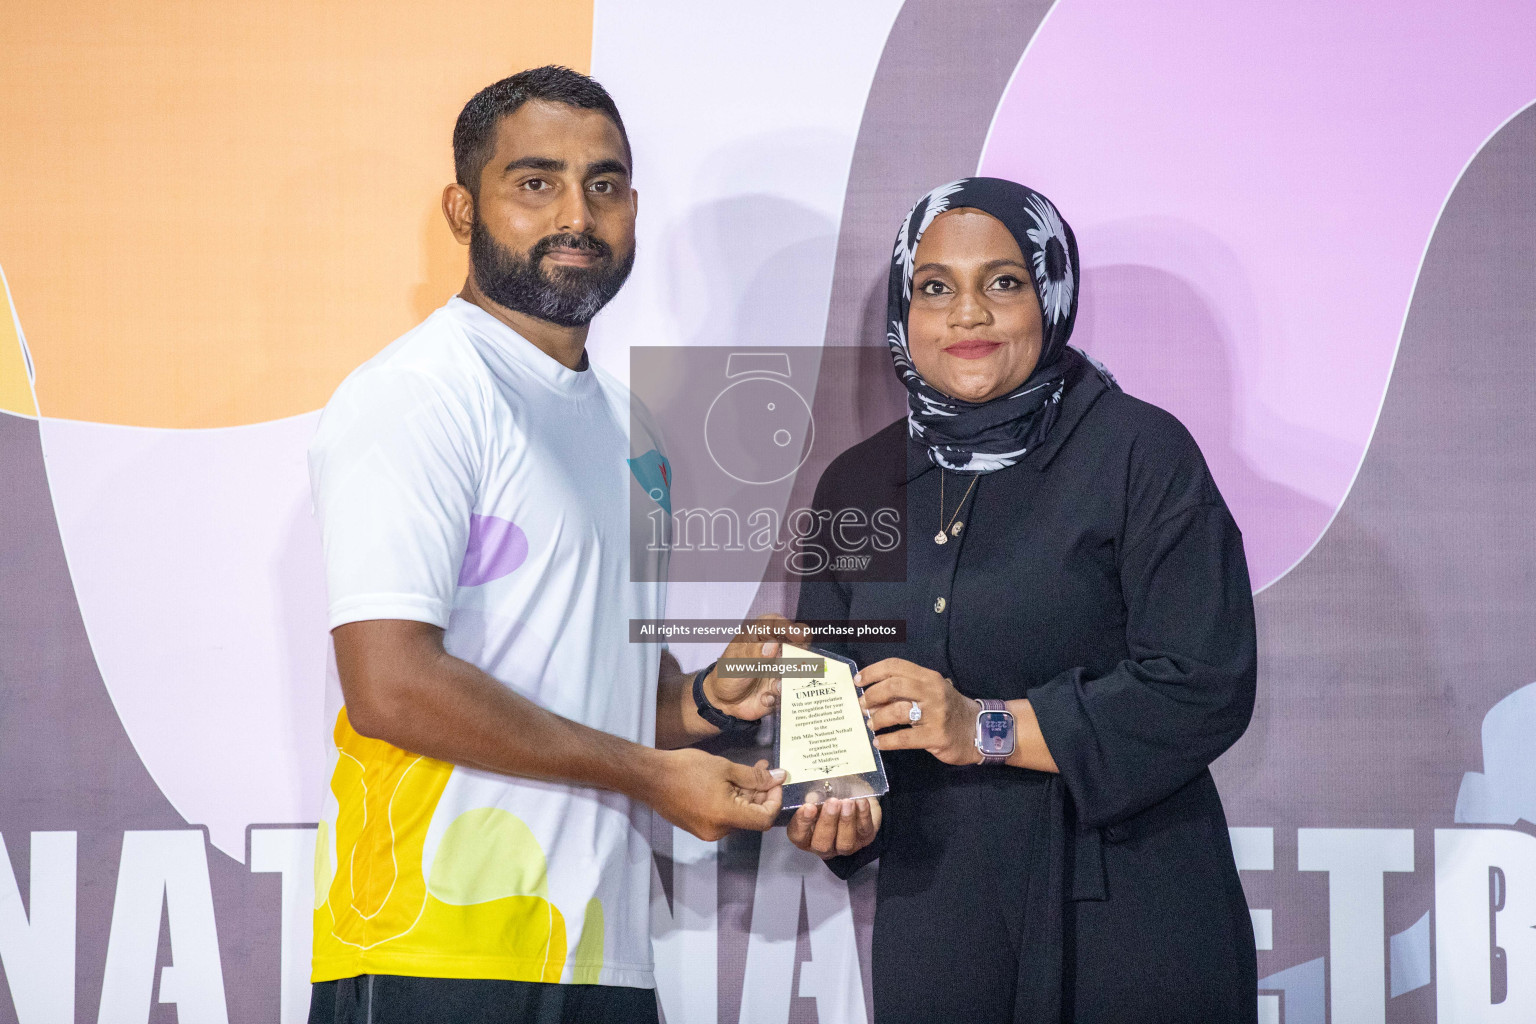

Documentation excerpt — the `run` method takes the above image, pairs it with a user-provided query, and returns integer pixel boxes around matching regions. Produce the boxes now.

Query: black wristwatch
[692,662,757,733]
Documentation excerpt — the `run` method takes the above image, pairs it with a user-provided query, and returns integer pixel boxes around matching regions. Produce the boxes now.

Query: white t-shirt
[307,296,668,988]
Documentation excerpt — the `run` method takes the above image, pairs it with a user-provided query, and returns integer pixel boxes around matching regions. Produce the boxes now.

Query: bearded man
[305,66,789,1024]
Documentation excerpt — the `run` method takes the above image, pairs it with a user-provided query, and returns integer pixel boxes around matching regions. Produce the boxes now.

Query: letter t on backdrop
[1298,828,1414,1024]
[250,828,319,1024]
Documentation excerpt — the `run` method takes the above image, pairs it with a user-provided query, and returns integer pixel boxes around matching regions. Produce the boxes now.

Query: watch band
[692,663,758,734]
[976,698,1013,766]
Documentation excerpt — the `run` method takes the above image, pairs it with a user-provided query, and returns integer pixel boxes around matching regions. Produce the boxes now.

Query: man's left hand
[703,613,811,723]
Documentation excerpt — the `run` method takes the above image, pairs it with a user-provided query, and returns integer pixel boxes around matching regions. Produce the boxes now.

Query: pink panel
[40,414,329,859]
[979,0,1536,589]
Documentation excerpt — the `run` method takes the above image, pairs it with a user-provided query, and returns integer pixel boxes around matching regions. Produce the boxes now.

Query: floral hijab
[888,176,1110,473]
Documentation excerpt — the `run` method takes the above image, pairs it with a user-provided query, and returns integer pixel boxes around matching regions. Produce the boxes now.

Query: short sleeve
[308,367,483,630]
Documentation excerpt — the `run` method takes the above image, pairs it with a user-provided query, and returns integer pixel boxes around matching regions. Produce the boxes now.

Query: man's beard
[470,220,634,329]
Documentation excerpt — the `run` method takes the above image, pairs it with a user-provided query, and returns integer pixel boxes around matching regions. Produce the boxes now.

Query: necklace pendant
[951,521,964,537]
[934,530,948,545]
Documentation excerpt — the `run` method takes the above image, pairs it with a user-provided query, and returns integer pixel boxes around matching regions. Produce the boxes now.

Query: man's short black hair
[453,65,631,196]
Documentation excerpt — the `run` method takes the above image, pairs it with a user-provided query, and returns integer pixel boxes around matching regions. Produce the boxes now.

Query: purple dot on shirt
[458,514,529,587]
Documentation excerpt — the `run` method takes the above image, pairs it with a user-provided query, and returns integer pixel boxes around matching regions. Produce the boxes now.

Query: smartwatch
[692,663,758,734]
[974,699,1015,765]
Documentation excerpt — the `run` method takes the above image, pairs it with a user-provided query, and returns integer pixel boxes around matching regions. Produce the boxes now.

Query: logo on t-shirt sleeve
[627,449,672,517]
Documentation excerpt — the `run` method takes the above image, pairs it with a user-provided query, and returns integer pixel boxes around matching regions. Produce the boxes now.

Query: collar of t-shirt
[445,295,596,394]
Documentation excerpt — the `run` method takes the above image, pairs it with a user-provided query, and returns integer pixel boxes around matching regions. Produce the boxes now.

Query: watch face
[977,711,1015,756]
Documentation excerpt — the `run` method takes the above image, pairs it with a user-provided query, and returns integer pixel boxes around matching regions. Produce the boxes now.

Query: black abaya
[796,359,1259,1023]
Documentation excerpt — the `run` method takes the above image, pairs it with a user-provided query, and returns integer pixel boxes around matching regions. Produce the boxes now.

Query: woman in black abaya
[785,178,1259,1023]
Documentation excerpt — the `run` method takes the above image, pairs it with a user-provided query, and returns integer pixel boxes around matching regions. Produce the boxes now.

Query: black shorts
[307,975,660,1024]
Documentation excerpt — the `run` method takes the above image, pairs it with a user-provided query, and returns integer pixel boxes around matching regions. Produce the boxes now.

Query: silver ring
[908,702,923,724]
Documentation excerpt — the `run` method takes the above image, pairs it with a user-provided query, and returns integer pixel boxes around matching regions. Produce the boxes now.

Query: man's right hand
[645,749,785,841]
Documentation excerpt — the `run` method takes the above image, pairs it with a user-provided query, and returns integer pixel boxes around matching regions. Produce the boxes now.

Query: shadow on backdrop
[1074,263,1332,591]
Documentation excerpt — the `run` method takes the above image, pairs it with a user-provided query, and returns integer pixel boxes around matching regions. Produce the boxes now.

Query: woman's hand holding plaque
[859,657,984,766]
[786,791,882,860]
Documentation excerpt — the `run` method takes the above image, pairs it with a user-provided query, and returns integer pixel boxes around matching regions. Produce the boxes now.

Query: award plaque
[773,643,889,809]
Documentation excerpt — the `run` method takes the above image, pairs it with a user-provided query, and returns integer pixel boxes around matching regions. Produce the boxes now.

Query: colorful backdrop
[3,2,1535,1021]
